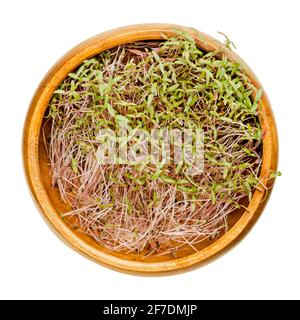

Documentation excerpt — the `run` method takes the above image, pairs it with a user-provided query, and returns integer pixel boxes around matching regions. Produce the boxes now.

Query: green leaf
[151,170,161,181]
[68,73,78,80]
[107,103,115,117]
[242,147,256,157]
[54,89,65,94]
[71,158,78,173]
[254,88,263,103]
[168,83,179,92]
[223,167,229,179]
[125,173,135,180]
[105,96,115,117]
[175,162,183,174]
[99,84,107,96]
[177,186,198,193]
[147,94,154,116]
[160,175,176,184]
[176,179,189,184]
[152,50,160,62]
[219,116,234,123]
[115,115,129,123]
[270,170,282,178]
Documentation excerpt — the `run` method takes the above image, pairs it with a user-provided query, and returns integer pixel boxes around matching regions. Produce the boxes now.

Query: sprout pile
[43,32,265,257]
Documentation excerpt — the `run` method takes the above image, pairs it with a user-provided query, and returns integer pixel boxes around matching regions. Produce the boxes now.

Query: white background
[0,0,298,300]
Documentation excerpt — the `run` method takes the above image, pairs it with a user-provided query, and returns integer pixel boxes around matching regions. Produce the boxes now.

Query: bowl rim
[23,23,279,274]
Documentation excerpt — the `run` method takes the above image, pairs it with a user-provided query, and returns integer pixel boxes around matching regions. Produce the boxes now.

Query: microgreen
[44,32,274,257]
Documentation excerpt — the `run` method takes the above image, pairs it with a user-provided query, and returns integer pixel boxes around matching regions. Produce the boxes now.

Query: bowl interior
[38,40,251,263]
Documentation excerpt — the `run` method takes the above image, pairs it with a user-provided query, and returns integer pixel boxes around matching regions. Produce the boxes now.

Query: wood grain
[23,24,279,274]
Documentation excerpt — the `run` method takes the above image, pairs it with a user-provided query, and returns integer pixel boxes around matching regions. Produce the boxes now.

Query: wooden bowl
[23,24,278,274]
